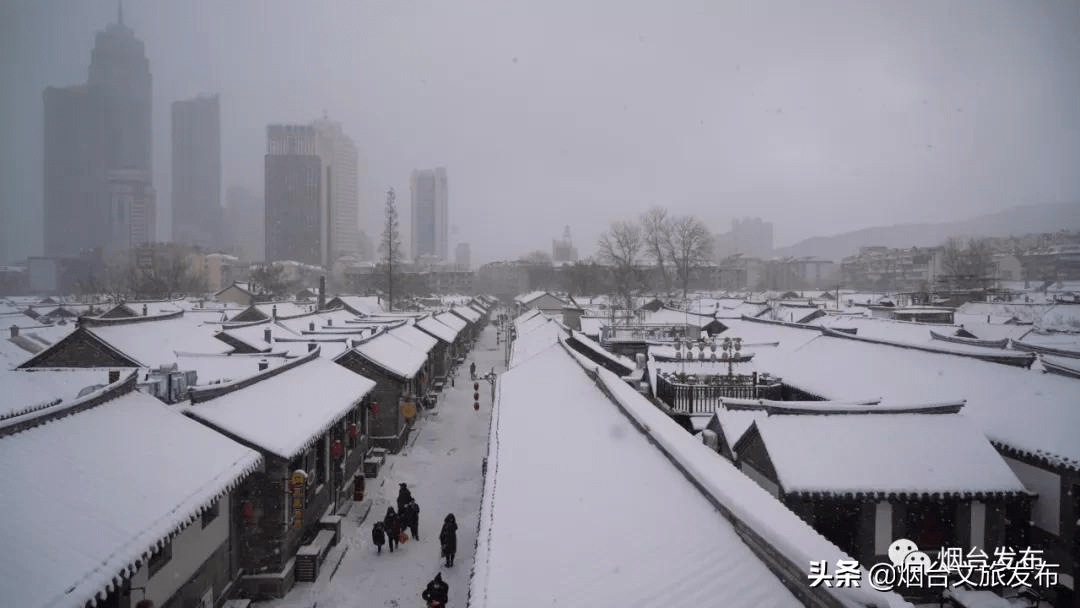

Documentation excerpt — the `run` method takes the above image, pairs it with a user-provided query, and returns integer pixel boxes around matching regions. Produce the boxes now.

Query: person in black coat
[383,507,401,553]
[371,521,386,554]
[440,514,458,567]
[404,500,420,541]
[396,483,413,513]
[421,572,449,607]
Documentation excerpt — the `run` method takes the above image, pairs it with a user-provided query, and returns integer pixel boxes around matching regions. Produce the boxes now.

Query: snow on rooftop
[388,324,437,355]
[640,307,718,326]
[578,316,606,336]
[759,335,1080,471]
[350,332,427,380]
[333,295,384,315]
[434,312,467,333]
[0,369,114,418]
[0,390,261,608]
[575,346,913,608]
[185,357,374,460]
[755,413,1028,495]
[176,353,293,386]
[88,316,234,366]
[570,330,636,372]
[509,318,566,368]
[512,290,548,304]
[416,315,458,343]
[473,342,804,608]
[452,305,481,323]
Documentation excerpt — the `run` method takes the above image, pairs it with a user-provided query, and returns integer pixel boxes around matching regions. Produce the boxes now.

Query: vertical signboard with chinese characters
[290,471,306,529]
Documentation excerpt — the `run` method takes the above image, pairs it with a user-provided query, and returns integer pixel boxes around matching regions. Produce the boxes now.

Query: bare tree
[132,244,207,299]
[597,220,644,322]
[248,262,289,298]
[518,250,553,266]
[664,215,713,299]
[380,187,403,311]
[938,237,994,290]
[640,207,673,294]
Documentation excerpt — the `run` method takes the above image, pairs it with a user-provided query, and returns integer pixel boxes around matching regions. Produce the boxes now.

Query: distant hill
[774,203,1080,260]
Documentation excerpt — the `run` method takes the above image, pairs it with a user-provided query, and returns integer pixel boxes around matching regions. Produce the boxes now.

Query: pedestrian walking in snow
[397,482,414,513]
[440,514,458,567]
[384,507,401,553]
[421,572,449,607]
[404,500,420,541]
[371,521,386,554]
[469,361,476,380]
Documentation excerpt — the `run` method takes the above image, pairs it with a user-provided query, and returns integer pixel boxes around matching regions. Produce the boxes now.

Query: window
[201,500,220,528]
[147,541,172,577]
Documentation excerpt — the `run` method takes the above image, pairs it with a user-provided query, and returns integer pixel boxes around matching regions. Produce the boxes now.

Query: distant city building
[265,125,322,266]
[107,169,156,252]
[552,226,578,263]
[713,217,773,260]
[225,186,265,262]
[840,246,943,291]
[43,6,152,257]
[410,168,449,262]
[313,119,361,261]
[455,242,471,270]
[263,121,361,267]
[172,94,222,250]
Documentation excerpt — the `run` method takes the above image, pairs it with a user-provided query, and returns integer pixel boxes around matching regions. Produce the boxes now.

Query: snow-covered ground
[255,322,502,608]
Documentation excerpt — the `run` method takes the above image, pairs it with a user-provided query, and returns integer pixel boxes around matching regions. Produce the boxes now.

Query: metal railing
[655,374,782,414]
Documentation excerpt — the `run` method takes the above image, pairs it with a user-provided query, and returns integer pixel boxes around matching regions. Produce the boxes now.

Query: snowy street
[257,322,503,608]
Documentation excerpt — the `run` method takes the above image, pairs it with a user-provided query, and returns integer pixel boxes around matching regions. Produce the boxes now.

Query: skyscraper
[455,242,471,270]
[264,119,361,267]
[313,119,361,261]
[265,125,322,266]
[172,94,221,250]
[43,4,152,257]
[410,167,448,262]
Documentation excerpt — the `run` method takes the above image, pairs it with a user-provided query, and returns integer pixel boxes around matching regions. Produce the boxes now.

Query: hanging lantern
[347,423,358,439]
[332,440,345,458]
[241,500,255,522]
[370,401,379,416]
[473,392,480,401]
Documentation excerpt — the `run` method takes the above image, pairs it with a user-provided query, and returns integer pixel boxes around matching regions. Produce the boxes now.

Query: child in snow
[372,521,386,554]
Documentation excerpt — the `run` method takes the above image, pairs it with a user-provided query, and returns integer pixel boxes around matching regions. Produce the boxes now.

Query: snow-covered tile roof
[640,307,718,326]
[475,343,803,608]
[569,330,636,373]
[509,318,566,368]
[475,338,910,608]
[176,353,293,386]
[0,369,113,419]
[754,413,1027,496]
[759,335,1080,471]
[216,322,287,352]
[415,316,458,343]
[512,308,543,325]
[0,389,261,608]
[332,295,384,315]
[87,316,233,366]
[350,333,427,380]
[388,324,437,355]
[451,305,481,323]
[513,290,548,304]
[185,357,374,460]
[1,324,77,369]
[252,302,318,319]
[434,312,467,333]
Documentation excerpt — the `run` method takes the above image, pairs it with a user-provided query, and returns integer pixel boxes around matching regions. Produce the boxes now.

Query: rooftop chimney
[308,342,317,352]
[272,305,277,320]
[142,304,148,316]
[9,325,18,338]
[264,328,271,343]
[108,370,120,384]
[327,319,333,327]
[309,322,315,331]
[318,276,326,311]
[258,359,269,371]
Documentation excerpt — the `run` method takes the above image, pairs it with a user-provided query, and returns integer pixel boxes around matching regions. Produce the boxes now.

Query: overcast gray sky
[2,0,1079,265]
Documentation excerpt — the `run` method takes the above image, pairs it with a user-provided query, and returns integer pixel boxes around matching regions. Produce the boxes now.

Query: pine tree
[380,187,403,311]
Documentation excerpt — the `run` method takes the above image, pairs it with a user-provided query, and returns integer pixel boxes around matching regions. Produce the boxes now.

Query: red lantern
[241,500,254,522]
[474,402,480,411]
[332,440,344,458]
[473,382,479,391]
[347,423,358,439]
[473,392,479,401]
[370,401,379,416]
